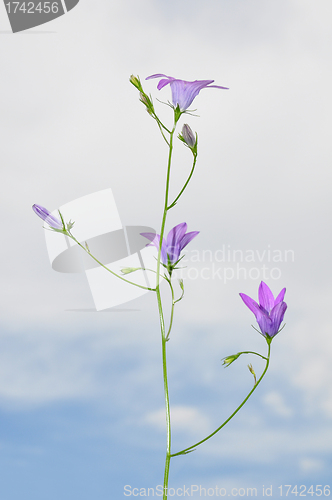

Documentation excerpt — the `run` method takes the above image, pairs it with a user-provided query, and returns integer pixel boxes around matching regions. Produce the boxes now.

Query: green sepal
[174,105,183,122]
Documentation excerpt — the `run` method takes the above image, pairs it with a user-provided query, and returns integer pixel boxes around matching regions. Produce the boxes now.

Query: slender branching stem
[168,154,197,210]
[171,342,271,457]
[67,233,155,292]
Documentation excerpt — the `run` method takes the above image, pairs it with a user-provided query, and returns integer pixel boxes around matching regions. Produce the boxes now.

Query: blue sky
[0,0,332,498]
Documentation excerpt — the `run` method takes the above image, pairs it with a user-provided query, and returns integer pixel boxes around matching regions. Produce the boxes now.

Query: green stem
[171,342,271,457]
[155,112,180,500]
[164,278,175,342]
[168,154,197,210]
[67,233,154,292]
[239,351,268,361]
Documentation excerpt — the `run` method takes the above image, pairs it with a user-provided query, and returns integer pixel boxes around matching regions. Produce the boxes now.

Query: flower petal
[206,84,229,90]
[140,232,158,244]
[239,293,261,318]
[146,74,168,80]
[146,74,173,90]
[258,281,275,314]
[269,301,287,335]
[166,244,181,265]
[275,287,286,305]
[256,311,273,337]
[179,231,199,251]
[166,223,187,249]
[171,80,214,110]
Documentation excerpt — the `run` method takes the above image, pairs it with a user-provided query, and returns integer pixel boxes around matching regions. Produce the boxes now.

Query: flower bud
[139,92,154,115]
[247,363,257,384]
[121,267,141,275]
[222,352,241,367]
[181,124,196,148]
[32,204,64,231]
[129,75,142,91]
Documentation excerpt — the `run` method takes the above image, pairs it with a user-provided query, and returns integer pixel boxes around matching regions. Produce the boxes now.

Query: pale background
[0,1,331,498]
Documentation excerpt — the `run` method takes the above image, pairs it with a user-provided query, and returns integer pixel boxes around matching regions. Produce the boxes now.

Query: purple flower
[239,281,287,339]
[146,74,228,111]
[32,204,64,230]
[141,222,199,273]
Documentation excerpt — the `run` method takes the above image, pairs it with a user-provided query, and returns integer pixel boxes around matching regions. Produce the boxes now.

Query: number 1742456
[5,2,59,14]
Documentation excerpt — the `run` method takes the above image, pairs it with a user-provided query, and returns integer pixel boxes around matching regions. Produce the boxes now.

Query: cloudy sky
[0,0,331,498]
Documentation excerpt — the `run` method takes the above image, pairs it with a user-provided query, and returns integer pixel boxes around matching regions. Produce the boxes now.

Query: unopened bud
[222,352,241,367]
[129,75,142,90]
[139,92,154,115]
[182,124,196,148]
[248,363,257,384]
[121,267,141,275]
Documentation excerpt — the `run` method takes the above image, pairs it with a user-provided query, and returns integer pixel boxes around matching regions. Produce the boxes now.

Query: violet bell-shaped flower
[146,74,228,111]
[141,222,199,274]
[239,281,287,340]
[32,204,64,230]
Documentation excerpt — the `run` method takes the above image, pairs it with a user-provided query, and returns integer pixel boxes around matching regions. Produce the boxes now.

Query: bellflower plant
[33,74,289,500]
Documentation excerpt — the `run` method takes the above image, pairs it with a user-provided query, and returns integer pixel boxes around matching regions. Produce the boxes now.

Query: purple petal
[269,302,287,335]
[256,311,273,337]
[179,231,199,251]
[166,223,187,249]
[239,293,261,318]
[140,232,169,265]
[32,204,63,230]
[258,281,275,314]
[206,84,229,90]
[146,75,228,111]
[157,78,173,90]
[166,244,181,264]
[171,80,214,110]
[146,74,169,80]
[140,232,158,243]
[275,287,286,305]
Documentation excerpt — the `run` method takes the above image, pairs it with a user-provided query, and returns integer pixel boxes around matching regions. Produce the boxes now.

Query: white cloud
[299,457,325,474]
[263,391,293,417]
